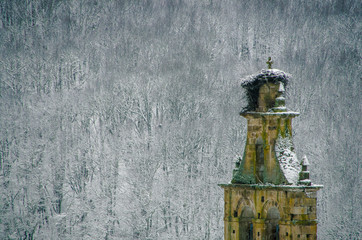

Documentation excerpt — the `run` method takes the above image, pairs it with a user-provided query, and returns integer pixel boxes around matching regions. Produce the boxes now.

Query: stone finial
[266,57,273,69]
[299,155,311,186]
[301,155,310,166]
[272,82,287,112]
[278,82,285,93]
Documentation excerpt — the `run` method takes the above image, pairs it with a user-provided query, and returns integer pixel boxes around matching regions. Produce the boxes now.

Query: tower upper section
[232,68,308,185]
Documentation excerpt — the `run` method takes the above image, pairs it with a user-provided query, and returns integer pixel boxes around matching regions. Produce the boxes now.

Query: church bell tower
[220,60,322,240]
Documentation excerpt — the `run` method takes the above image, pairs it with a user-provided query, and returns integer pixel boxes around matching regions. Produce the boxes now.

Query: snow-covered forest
[0,1,360,239]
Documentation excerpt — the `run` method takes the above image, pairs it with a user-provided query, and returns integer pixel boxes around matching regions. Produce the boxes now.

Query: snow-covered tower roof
[240,69,291,112]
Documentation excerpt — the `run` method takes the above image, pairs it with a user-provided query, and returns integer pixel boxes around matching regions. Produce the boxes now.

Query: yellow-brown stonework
[219,184,322,240]
[220,69,322,240]
[235,112,299,185]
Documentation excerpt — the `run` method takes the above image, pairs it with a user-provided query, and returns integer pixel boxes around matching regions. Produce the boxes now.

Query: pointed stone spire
[278,81,285,92]
[299,155,312,186]
[273,82,287,112]
[301,155,310,167]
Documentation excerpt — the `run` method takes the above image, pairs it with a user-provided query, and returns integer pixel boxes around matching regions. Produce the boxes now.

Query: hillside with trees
[0,1,360,239]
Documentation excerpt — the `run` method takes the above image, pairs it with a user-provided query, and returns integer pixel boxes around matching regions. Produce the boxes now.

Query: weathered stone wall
[233,113,298,185]
[221,185,320,240]
[257,82,280,112]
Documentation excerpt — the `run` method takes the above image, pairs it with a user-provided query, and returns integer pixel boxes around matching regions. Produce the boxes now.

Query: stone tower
[220,66,322,240]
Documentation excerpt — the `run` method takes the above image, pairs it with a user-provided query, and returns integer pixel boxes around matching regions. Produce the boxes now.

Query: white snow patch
[275,132,300,184]
[240,69,290,85]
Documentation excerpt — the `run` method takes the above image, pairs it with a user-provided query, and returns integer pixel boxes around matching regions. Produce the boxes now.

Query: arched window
[239,206,254,240]
[265,207,280,240]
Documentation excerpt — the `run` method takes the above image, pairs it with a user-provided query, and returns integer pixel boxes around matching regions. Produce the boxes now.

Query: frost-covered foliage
[275,131,300,185]
[0,0,360,239]
[240,69,291,112]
